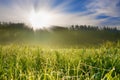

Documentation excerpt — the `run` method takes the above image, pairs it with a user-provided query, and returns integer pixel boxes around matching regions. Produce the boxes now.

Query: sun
[29,10,54,30]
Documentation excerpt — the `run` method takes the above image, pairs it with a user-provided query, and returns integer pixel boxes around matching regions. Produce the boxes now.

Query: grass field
[0,41,120,80]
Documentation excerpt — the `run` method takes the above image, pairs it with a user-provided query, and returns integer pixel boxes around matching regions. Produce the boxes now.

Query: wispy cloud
[86,0,120,17]
[85,0,120,27]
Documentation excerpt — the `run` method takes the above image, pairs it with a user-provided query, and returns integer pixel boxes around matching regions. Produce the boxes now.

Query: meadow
[0,41,120,80]
[0,24,120,80]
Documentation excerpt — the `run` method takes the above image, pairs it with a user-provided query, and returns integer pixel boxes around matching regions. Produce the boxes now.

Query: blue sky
[0,0,120,29]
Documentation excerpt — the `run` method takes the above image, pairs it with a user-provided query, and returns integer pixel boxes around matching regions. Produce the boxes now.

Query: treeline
[0,22,119,32]
[70,25,118,31]
[0,22,32,30]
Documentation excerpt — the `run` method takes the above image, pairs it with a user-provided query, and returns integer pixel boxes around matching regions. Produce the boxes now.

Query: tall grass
[0,42,120,80]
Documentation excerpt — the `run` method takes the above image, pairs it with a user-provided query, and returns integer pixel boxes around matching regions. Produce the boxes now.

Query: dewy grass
[0,42,120,80]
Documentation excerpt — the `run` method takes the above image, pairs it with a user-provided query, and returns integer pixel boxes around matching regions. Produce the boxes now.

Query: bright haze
[0,0,120,30]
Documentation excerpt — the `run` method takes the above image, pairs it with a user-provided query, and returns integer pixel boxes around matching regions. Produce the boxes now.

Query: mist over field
[0,23,120,48]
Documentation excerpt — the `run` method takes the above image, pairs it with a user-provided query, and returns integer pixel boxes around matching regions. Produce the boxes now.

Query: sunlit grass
[0,42,120,80]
